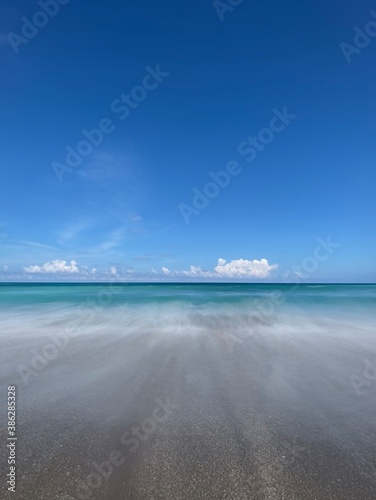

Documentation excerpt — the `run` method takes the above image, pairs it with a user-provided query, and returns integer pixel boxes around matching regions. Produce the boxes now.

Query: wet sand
[1,322,376,499]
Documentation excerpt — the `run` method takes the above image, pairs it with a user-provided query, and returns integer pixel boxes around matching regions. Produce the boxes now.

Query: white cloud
[24,260,79,274]
[214,258,278,278]
[17,256,277,281]
[161,257,278,279]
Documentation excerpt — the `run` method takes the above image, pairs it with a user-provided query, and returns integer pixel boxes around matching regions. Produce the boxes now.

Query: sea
[1,283,376,499]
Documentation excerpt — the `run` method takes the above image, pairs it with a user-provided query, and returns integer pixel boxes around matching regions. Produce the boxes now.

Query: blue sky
[1,0,375,282]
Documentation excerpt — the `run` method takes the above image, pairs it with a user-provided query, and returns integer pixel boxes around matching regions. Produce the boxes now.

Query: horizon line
[0,282,375,286]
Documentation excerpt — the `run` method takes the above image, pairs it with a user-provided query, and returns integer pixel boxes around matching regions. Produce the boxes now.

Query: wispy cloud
[133,253,156,261]
[19,240,58,251]
[57,220,95,245]
[74,151,151,228]
[90,227,126,253]
[76,151,132,182]
[133,253,174,261]
[131,214,143,223]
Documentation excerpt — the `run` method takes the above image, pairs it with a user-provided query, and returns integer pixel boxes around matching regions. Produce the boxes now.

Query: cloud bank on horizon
[162,258,277,279]
[11,257,278,281]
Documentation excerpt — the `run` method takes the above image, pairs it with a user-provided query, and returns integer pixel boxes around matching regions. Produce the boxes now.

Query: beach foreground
[1,284,376,499]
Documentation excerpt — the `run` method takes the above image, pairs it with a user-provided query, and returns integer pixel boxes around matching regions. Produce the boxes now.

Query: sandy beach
[1,289,376,499]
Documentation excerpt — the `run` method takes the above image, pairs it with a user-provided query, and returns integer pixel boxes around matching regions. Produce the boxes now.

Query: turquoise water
[1,282,376,306]
[0,283,375,341]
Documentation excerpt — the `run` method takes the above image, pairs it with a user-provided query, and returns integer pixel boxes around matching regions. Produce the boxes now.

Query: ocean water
[0,282,375,333]
[1,283,376,499]
[0,282,375,334]
[1,282,375,382]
